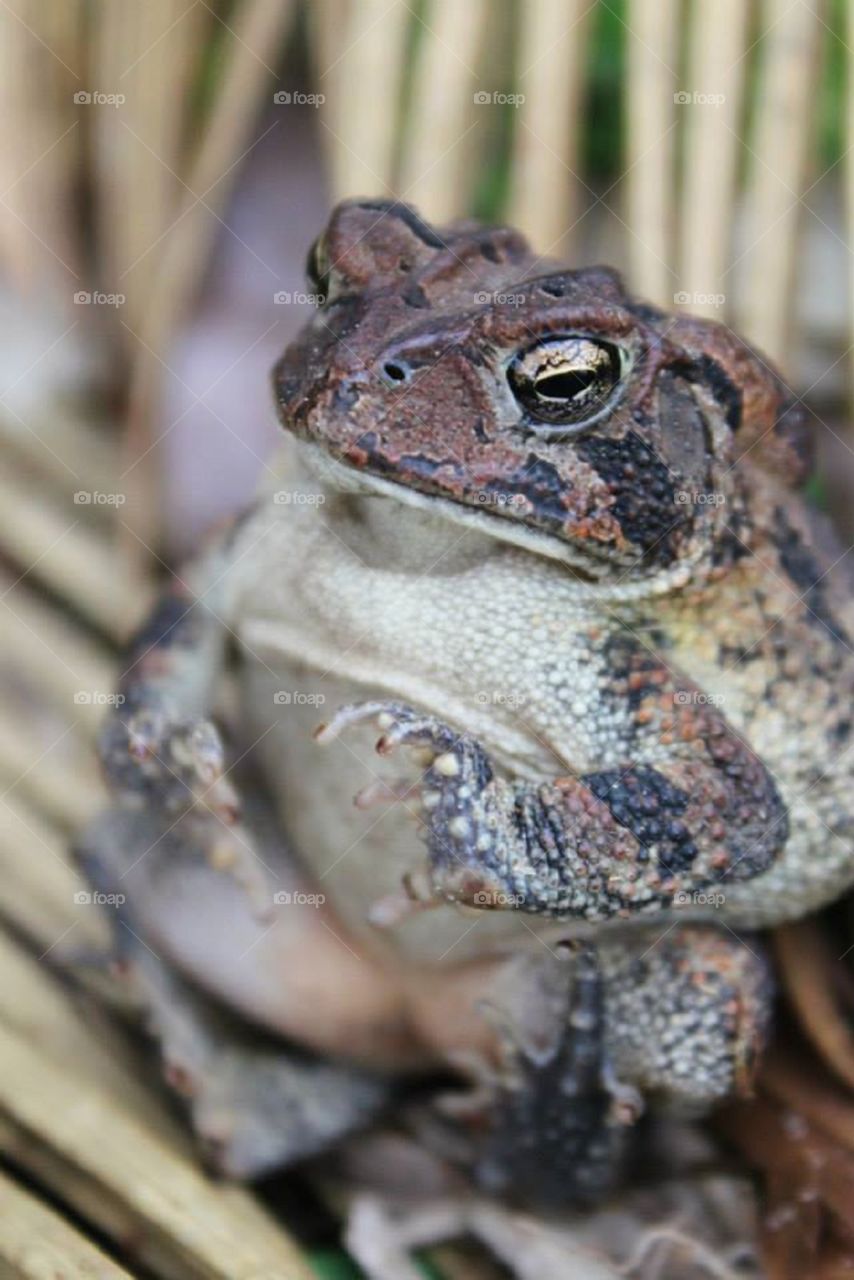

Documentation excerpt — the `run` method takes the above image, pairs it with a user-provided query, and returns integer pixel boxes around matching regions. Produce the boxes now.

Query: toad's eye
[507,336,623,430]
[305,234,329,298]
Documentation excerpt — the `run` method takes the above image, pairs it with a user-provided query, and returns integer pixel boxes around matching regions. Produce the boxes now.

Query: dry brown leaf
[775,923,854,1093]
[718,1092,854,1279]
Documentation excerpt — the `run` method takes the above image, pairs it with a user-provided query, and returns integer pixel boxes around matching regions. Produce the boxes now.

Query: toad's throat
[296,434,638,577]
[299,448,627,579]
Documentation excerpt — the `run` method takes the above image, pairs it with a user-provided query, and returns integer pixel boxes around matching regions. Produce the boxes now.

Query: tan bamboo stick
[0,3,36,284]
[138,0,298,350]
[0,1022,316,1280]
[398,0,489,221]
[93,0,145,301]
[322,0,411,199]
[0,793,107,953]
[624,0,680,305]
[94,2,206,336]
[311,0,351,80]
[31,0,84,289]
[0,474,150,635]
[508,0,594,256]
[123,0,297,559]
[737,0,822,364]
[0,789,153,1061]
[0,927,171,1124]
[0,1167,134,1280]
[93,1,207,567]
[37,0,83,87]
[0,407,119,500]
[0,0,83,291]
[678,0,750,320]
[0,583,114,736]
[309,0,351,177]
[0,713,104,833]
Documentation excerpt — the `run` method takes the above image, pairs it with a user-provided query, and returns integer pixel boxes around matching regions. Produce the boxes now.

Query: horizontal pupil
[536,368,598,400]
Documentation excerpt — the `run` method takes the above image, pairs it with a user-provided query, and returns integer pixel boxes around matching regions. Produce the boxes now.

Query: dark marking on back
[773,507,851,647]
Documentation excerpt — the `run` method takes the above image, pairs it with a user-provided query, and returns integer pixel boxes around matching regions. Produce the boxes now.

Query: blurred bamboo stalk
[0,1023,317,1280]
[399,0,489,221]
[737,0,823,365]
[0,1168,134,1280]
[123,0,297,561]
[678,0,750,320]
[0,793,108,955]
[0,713,103,832]
[509,0,593,256]
[1,408,118,497]
[94,1,206,336]
[310,0,351,178]
[0,478,149,634]
[0,0,83,294]
[624,0,680,306]
[0,580,113,735]
[321,0,411,198]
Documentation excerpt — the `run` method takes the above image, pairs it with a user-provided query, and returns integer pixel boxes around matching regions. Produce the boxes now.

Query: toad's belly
[240,658,574,967]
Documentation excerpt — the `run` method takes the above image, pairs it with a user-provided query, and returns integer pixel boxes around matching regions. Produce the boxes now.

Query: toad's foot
[460,943,633,1208]
[101,706,236,820]
[100,707,273,918]
[316,700,509,919]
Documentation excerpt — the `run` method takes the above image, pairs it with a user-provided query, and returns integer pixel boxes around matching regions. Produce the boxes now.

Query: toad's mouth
[298,442,631,581]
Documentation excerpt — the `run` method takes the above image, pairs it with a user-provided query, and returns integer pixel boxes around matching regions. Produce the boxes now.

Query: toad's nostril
[382,361,410,384]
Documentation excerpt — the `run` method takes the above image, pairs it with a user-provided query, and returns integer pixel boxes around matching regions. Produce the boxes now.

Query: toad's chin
[297,440,620,582]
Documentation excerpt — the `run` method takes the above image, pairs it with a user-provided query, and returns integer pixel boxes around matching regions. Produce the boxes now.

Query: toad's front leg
[317,697,788,923]
[98,517,272,912]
